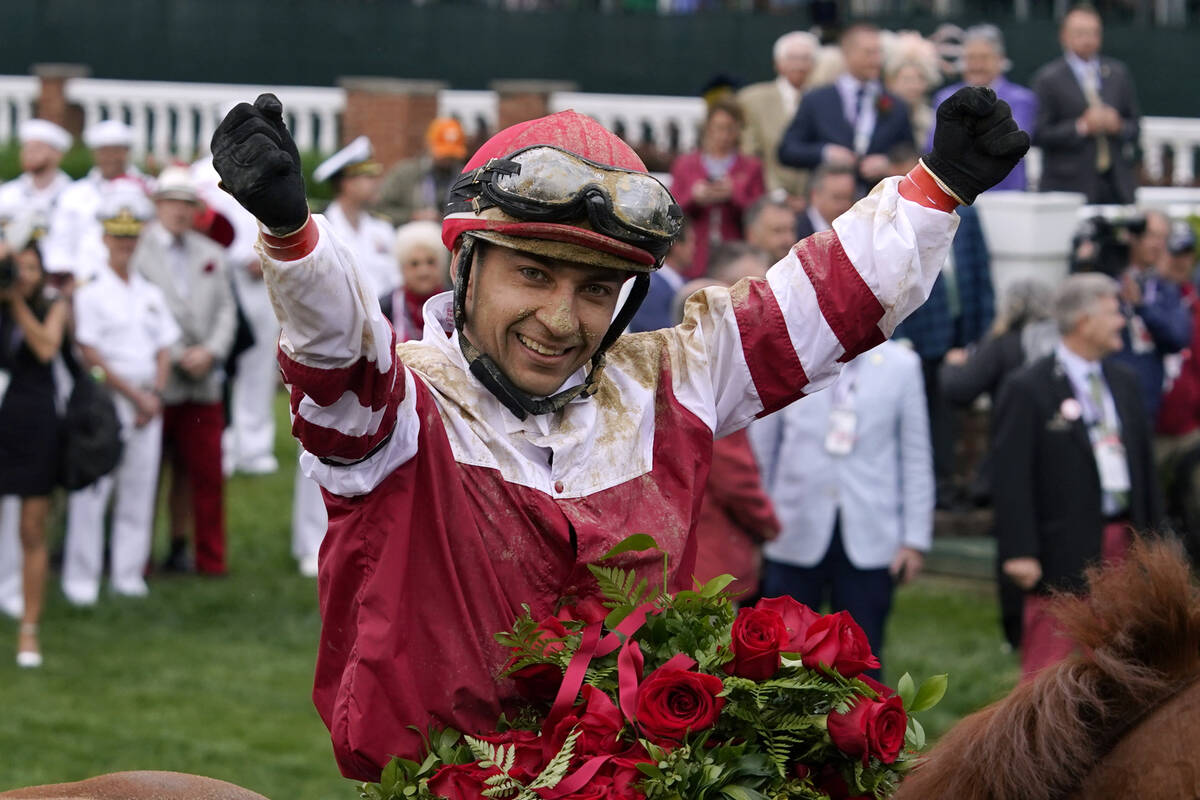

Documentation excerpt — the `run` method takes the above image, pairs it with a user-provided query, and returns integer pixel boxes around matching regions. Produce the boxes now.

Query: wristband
[260,216,319,261]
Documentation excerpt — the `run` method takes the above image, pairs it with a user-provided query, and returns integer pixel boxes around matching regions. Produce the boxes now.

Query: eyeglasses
[447,145,682,260]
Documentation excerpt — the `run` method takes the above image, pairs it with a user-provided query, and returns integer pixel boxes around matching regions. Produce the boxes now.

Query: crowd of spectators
[0,2,1193,682]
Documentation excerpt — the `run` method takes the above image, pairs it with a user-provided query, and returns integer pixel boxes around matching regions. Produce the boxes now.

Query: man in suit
[778,23,915,195]
[930,25,1037,192]
[744,195,798,266]
[794,164,857,241]
[993,273,1162,678]
[628,221,693,333]
[737,31,819,203]
[751,340,933,677]
[1032,5,1140,204]
[133,166,237,576]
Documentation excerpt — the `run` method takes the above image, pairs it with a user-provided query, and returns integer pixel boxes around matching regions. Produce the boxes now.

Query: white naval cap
[153,165,200,203]
[313,135,380,183]
[96,179,153,236]
[83,119,135,150]
[19,119,72,152]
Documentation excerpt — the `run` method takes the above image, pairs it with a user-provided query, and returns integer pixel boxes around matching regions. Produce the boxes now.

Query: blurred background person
[312,136,397,296]
[377,118,469,225]
[794,163,856,239]
[380,220,451,340]
[883,31,942,150]
[0,119,73,227]
[993,274,1161,678]
[686,243,780,602]
[1110,210,1191,421]
[744,195,799,265]
[1033,5,1140,204]
[930,24,1037,192]
[752,338,933,679]
[629,221,694,333]
[0,229,68,667]
[62,189,179,606]
[737,31,819,205]
[133,166,236,577]
[43,120,146,282]
[670,98,765,277]
[779,23,914,196]
[941,278,1058,648]
[192,157,279,478]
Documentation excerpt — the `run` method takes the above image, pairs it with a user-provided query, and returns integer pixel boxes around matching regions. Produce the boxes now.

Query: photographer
[0,229,69,668]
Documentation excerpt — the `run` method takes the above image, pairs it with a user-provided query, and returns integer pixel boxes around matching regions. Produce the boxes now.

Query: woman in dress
[0,238,68,667]
[669,99,765,278]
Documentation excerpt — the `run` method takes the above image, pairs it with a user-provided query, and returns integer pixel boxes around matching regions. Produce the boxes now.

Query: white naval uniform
[62,263,180,604]
[323,201,397,296]
[0,169,73,618]
[0,171,73,224]
[191,157,281,475]
[42,168,147,281]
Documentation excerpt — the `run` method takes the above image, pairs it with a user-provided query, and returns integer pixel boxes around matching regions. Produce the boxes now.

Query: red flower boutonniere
[876,94,895,116]
[202,262,216,274]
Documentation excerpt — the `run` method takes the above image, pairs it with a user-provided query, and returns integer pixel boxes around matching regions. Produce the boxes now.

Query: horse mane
[893,536,1200,800]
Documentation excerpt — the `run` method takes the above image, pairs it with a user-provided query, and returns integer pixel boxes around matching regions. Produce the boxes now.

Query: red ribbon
[617,638,644,724]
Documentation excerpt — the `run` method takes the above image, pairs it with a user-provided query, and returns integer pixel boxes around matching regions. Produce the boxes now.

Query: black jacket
[991,353,1162,593]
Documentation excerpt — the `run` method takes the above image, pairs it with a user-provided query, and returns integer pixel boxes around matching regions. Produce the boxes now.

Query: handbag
[60,362,124,492]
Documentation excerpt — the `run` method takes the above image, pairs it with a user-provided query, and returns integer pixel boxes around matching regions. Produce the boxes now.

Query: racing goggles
[446,145,683,261]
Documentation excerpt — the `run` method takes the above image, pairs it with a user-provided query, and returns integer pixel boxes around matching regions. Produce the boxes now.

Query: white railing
[1141,116,1200,186]
[63,78,344,162]
[0,74,1196,188]
[0,76,38,146]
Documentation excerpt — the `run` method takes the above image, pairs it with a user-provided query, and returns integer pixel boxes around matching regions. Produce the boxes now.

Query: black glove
[211,93,309,234]
[922,86,1030,205]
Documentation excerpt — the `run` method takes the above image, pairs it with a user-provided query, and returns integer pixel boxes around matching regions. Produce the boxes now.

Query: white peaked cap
[153,165,199,202]
[313,136,375,183]
[96,179,153,223]
[83,119,135,149]
[19,119,72,152]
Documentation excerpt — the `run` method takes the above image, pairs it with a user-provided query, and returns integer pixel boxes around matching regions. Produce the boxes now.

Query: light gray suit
[133,223,237,405]
[737,80,808,198]
[749,340,934,570]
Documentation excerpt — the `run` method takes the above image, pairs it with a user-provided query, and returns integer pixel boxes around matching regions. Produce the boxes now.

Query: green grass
[0,396,1018,798]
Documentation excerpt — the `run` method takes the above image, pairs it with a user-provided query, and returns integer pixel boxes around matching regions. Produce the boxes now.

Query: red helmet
[441,111,677,272]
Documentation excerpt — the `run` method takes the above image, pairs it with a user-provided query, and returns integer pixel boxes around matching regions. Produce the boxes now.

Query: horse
[893,536,1200,800]
[0,771,268,799]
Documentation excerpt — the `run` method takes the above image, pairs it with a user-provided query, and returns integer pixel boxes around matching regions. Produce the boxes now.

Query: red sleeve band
[260,215,319,261]
[898,162,960,212]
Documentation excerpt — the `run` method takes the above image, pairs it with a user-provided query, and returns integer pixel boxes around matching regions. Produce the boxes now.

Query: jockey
[211,90,1026,780]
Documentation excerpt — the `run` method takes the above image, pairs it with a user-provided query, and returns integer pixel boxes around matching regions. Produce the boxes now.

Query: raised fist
[211,93,309,234]
[922,86,1030,206]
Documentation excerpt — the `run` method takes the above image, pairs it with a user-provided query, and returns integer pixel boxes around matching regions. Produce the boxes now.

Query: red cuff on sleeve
[898,162,960,212]
[260,216,319,261]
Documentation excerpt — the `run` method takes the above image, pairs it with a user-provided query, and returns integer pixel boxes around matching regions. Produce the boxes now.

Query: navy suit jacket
[778,85,915,181]
[629,270,680,333]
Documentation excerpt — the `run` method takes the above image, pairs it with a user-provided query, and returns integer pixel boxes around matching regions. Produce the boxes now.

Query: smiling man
[211,89,1027,779]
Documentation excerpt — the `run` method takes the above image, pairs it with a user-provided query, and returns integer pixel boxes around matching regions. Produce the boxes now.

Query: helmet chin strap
[452,234,652,420]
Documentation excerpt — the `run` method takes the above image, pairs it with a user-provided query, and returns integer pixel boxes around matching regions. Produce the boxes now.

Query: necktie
[1081,65,1111,172]
[854,84,867,124]
[1087,369,1129,509]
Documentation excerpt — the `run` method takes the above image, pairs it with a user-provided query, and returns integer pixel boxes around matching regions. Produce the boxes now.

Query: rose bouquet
[360,535,945,800]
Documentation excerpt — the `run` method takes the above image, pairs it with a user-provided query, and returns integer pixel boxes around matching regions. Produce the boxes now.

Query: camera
[1070,215,1138,277]
[0,255,15,290]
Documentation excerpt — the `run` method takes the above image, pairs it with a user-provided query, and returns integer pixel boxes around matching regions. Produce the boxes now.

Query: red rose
[812,765,872,800]
[604,754,651,799]
[800,611,881,678]
[548,684,625,757]
[560,595,610,625]
[857,673,896,699]
[635,668,725,747]
[471,729,544,776]
[755,596,820,651]
[507,615,570,701]
[827,692,908,765]
[427,762,495,799]
[727,607,790,680]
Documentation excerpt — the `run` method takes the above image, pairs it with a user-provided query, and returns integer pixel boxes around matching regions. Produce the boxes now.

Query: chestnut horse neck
[893,537,1200,800]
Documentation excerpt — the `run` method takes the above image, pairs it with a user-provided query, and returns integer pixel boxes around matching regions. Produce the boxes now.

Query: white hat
[96,180,152,236]
[19,119,72,152]
[153,165,199,203]
[83,119,135,150]
[313,136,380,183]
